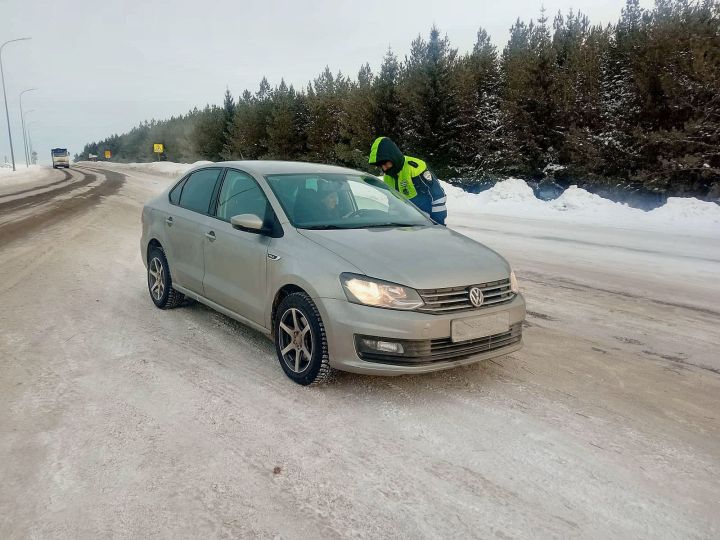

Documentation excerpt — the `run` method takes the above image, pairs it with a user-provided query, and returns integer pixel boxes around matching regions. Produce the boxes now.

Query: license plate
[451,313,509,342]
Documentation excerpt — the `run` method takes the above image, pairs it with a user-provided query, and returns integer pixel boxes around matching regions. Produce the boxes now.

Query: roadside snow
[81,160,211,178]
[443,179,720,237]
[0,165,52,189]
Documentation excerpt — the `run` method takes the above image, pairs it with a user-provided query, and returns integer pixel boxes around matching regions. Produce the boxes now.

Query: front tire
[147,246,185,309]
[275,292,332,385]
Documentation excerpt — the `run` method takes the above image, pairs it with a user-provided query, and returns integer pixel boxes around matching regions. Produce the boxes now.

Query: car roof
[190,160,367,178]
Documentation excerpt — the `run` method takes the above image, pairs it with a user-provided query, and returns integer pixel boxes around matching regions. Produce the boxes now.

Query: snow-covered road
[1,165,719,539]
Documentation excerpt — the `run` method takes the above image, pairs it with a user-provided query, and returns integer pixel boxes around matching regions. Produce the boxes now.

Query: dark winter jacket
[368,137,447,224]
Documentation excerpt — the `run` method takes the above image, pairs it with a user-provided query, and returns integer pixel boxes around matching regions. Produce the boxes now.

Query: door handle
[165,216,173,227]
[205,231,216,242]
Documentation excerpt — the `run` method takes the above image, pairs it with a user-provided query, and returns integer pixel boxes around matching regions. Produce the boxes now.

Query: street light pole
[0,37,31,172]
[20,88,37,167]
[26,122,36,164]
[22,108,35,156]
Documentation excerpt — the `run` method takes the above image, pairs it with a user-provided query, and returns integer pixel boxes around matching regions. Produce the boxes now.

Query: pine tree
[373,48,402,142]
[306,67,344,162]
[221,88,235,151]
[337,63,377,169]
[452,28,506,177]
[266,80,304,159]
[193,105,225,161]
[398,26,459,174]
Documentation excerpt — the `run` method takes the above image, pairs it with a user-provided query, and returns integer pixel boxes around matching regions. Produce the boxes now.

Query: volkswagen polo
[141,161,526,385]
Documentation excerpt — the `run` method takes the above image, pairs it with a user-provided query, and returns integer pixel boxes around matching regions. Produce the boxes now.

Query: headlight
[510,269,519,294]
[340,273,424,310]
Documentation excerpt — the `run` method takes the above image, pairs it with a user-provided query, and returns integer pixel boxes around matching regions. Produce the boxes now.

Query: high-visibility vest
[382,156,427,199]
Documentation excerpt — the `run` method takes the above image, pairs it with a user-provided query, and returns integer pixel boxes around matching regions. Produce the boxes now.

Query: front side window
[216,169,271,222]
[179,168,222,214]
[265,173,431,229]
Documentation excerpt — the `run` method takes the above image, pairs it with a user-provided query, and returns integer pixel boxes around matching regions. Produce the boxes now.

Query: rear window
[178,168,222,214]
[52,148,68,156]
[169,177,187,205]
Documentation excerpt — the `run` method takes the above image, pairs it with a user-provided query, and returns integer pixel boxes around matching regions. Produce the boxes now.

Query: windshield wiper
[302,224,349,230]
[302,222,424,230]
[361,222,424,228]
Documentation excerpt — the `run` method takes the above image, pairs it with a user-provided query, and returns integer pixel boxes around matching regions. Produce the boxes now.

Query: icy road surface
[1,165,719,539]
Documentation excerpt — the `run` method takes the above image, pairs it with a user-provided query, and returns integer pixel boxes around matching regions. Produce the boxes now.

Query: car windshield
[265,173,432,229]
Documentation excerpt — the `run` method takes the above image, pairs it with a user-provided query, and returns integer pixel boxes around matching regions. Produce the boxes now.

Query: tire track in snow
[0,166,126,247]
[0,167,99,213]
[0,169,74,200]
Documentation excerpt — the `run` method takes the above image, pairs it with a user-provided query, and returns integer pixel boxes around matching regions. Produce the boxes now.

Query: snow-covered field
[1,163,719,539]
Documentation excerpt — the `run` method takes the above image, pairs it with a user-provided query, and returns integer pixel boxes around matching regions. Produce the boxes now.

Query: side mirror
[231,214,268,234]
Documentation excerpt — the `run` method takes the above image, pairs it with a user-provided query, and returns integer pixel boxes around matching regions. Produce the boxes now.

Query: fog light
[377,341,404,354]
[359,338,405,354]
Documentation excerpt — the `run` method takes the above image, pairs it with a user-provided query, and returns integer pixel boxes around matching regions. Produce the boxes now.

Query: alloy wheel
[277,308,313,373]
[148,257,165,301]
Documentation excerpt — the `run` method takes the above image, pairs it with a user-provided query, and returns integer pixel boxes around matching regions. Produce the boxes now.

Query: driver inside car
[318,183,341,220]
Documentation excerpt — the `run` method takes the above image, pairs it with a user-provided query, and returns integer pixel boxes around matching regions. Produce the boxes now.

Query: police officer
[368,136,447,225]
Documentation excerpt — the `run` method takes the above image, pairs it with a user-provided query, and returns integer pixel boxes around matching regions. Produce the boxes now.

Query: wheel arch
[270,284,309,337]
[146,238,163,263]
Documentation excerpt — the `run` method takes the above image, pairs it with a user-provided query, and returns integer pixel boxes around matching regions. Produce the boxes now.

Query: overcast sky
[2,0,651,165]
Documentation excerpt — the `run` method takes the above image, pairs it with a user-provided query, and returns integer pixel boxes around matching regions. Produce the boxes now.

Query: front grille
[428,323,522,362]
[356,323,522,365]
[417,278,514,314]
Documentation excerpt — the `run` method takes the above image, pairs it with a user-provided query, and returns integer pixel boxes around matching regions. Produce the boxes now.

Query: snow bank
[646,197,720,231]
[84,160,211,178]
[0,165,52,189]
[443,179,720,236]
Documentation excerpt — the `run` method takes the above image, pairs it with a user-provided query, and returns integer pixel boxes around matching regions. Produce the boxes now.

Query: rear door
[164,167,223,294]
[203,168,272,326]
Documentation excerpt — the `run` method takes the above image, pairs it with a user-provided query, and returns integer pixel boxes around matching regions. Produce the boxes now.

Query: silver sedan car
[141,161,526,385]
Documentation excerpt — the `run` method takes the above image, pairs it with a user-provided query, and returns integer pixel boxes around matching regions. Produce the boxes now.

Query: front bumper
[316,293,526,375]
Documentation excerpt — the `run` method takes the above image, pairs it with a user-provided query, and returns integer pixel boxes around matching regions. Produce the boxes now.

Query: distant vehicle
[51,148,70,169]
[141,161,526,385]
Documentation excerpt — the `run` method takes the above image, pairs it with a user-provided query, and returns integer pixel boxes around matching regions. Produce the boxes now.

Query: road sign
[153,143,164,154]
[104,150,111,159]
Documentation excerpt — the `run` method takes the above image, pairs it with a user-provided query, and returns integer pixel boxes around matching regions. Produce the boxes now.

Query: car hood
[298,225,510,289]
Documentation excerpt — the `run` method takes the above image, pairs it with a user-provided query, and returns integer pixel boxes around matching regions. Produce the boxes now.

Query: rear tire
[274,292,332,385]
[147,246,185,309]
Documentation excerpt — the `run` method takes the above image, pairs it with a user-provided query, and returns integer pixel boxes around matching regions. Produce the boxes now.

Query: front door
[203,169,271,326]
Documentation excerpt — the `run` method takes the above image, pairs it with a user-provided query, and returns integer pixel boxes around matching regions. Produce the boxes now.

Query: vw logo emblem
[468,287,484,307]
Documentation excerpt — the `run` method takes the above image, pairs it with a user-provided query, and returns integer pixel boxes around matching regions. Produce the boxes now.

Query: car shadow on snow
[171,297,515,394]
